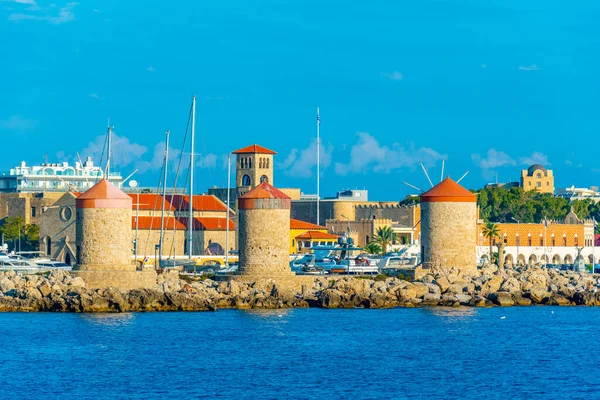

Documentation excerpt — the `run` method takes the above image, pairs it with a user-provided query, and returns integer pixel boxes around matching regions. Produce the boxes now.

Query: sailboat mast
[106,123,112,181]
[225,153,231,266]
[188,96,196,259]
[316,107,320,226]
[159,130,170,263]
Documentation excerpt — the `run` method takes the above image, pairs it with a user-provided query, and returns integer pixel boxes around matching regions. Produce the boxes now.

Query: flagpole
[316,107,320,226]
[593,218,596,274]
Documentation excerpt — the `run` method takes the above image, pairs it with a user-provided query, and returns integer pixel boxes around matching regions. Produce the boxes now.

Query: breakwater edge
[1,264,599,312]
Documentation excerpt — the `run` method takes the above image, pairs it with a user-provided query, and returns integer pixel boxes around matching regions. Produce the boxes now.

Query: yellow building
[290,218,338,254]
[477,208,595,265]
[520,164,554,194]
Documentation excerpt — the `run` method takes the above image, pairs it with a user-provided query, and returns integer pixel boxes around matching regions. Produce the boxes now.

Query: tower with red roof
[420,177,477,274]
[232,144,277,196]
[237,181,296,279]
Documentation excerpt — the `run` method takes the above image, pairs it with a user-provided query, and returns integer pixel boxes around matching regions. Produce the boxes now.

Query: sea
[1,307,599,399]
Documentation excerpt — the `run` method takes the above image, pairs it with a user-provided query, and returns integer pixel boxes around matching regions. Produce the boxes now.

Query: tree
[372,226,396,255]
[482,222,500,263]
[0,216,39,252]
[364,242,382,255]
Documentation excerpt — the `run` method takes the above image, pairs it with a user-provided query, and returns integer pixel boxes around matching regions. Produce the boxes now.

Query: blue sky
[1,0,599,200]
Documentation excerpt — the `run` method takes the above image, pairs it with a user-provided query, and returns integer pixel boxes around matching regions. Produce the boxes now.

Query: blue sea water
[1,308,599,399]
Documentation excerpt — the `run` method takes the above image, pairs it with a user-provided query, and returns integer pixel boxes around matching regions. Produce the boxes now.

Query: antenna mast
[316,107,321,226]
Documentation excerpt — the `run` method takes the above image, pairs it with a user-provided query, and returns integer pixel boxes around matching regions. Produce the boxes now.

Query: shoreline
[0,264,598,312]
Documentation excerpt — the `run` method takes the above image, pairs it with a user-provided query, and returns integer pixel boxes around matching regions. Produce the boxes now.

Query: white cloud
[146,66,155,72]
[82,132,149,170]
[8,2,77,24]
[1,0,37,4]
[519,151,549,166]
[196,153,218,169]
[518,64,540,71]
[565,160,572,165]
[382,71,404,81]
[333,132,444,176]
[93,8,100,13]
[278,139,334,178]
[89,93,100,100]
[0,115,36,130]
[471,149,516,170]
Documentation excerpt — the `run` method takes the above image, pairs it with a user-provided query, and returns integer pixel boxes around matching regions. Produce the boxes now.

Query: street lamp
[511,217,520,266]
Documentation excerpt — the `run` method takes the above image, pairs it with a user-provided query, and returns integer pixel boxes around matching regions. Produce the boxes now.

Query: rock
[425,283,441,294]
[500,278,520,294]
[484,276,503,295]
[69,277,86,287]
[546,293,571,306]
[412,283,429,299]
[529,287,549,304]
[514,296,532,306]
[455,294,472,305]
[0,278,14,293]
[435,276,450,293]
[37,282,52,298]
[488,291,513,306]
[319,289,344,308]
[396,285,418,301]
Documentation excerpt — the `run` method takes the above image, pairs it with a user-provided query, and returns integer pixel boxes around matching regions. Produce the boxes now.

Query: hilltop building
[0,158,123,193]
[520,164,554,194]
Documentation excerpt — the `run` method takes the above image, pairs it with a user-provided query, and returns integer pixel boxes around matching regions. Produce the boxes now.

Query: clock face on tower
[60,206,72,222]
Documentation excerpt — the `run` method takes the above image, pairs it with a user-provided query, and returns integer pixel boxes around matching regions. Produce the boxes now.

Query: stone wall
[39,193,77,263]
[355,204,416,227]
[0,192,63,225]
[238,208,291,276]
[421,201,476,274]
[76,207,134,271]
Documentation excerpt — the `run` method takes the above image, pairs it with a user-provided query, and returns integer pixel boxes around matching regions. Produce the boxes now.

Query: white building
[556,186,600,203]
[0,157,123,193]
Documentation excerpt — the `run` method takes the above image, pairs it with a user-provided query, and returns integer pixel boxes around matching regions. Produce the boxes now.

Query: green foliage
[399,195,420,206]
[482,222,500,263]
[476,186,600,229]
[364,242,382,255]
[372,226,396,254]
[0,216,39,251]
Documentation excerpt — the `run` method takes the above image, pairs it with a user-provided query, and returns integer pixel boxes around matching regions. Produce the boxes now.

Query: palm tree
[373,226,396,255]
[364,242,382,255]
[482,222,500,263]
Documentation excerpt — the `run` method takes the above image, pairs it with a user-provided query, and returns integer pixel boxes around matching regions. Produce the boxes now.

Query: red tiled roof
[133,216,186,230]
[240,182,291,200]
[421,177,476,203]
[128,194,176,211]
[168,195,228,212]
[295,231,339,240]
[290,218,326,230]
[232,144,277,155]
[178,217,235,230]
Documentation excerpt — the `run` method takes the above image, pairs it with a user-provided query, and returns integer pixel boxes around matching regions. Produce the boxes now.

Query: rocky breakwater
[1,265,600,312]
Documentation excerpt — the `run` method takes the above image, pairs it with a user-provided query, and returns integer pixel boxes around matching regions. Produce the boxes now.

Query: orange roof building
[232,144,277,155]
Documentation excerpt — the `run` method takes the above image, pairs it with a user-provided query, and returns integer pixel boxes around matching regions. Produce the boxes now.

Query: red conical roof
[77,179,132,209]
[238,182,291,210]
[232,144,277,155]
[420,177,476,203]
[239,182,291,200]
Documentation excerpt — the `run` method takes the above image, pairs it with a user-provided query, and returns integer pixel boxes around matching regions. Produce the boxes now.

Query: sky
[1,0,599,200]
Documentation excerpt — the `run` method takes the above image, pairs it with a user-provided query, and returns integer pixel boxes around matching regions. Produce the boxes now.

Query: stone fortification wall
[421,201,476,274]
[76,207,134,271]
[354,204,416,227]
[238,208,290,276]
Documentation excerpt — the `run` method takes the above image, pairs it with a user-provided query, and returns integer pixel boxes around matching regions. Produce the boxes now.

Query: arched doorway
[552,254,562,264]
[564,254,573,264]
[65,253,71,265]
[541,254,549,263]
[505,254,514,266]
[45,236,52,257]
[260,175,269,184]
[517,254,526,266]
[528,254,537,265]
